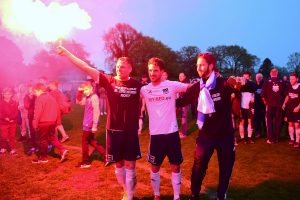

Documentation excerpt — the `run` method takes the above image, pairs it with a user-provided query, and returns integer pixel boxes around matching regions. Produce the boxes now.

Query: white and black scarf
[196,71,216,129]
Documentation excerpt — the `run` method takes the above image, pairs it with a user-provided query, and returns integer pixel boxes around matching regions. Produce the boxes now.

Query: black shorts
[147,131,183,166]
[241,108,253,120]
[106,129,141,163]
[286,110,300,123]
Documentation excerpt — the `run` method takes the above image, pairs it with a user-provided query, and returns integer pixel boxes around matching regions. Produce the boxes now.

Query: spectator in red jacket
[0,87,18,155]
[31,83,68,163]
[48,80,70,143]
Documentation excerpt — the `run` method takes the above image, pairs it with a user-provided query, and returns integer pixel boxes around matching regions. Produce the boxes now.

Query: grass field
[1,105,300,200]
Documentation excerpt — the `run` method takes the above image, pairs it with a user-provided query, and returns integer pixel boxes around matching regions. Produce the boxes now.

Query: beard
[198,69,211,78]
[150,76,160,83]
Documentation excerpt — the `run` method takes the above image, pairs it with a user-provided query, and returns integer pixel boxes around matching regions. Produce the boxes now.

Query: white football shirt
[141,80,188,135]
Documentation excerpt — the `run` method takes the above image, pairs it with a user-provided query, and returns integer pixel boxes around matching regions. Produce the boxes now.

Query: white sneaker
[104,112,107,115]
[0,148,7,154]
[10,149,17,155]
[121,192,128,200]
[32,158,48,164]
[100,112,104,116]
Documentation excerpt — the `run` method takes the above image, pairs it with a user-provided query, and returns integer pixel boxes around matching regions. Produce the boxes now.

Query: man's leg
[115,161,127,197]
[274,107,282,142]
[239,119,245,142]
[89,133,106,156]
[295,122,300,147]
[253,108,260,137]
[265,106,274,142]
[20,108,27,138]
[37,125,49,160]
[216,135,235,200]
[288,122,295,143]
[247,118,254,143]
[28,116,37,149]
[8,123,17,151]
[57,125,69,142]
[180,106,188,136]
[170,164,181,200]
[191,137,214,198]
[49,125,67,161]
[151,165,161,198]
[82,131,90,162]
[0,125,8,150]
[115,160,136,200]
[125,160,136,200]
[56,112,69,142]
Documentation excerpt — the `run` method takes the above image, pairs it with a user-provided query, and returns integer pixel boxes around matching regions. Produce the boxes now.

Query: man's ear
[209,63,214,72]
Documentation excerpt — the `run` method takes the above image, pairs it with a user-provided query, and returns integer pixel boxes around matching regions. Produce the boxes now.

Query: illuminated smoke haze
[0,0,93,88]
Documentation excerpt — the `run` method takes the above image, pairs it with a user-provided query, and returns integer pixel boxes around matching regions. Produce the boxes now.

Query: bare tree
[208,45,259,76]
[103,23,142,70]
[177,46,201,78]
[287,52,300,76]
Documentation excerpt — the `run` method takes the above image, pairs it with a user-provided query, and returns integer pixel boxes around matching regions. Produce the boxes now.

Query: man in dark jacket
[261,68,285,143]
[177,52,244,200]
[253,73,266,138]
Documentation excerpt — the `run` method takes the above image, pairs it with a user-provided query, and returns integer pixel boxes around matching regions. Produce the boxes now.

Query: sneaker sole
[32,160,48,164]
[60,150,69,162]
[80,165,91,169]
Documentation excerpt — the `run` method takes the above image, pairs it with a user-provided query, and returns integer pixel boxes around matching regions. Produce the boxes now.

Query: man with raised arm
[58,46,142,200]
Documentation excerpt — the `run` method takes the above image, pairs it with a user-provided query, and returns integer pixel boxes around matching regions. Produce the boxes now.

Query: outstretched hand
[57,45,67,56]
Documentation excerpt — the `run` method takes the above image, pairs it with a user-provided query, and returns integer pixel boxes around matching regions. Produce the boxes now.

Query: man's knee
[125,160,136,169]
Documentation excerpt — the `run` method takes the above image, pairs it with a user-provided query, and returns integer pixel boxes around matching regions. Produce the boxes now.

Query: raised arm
[57,45,99,81]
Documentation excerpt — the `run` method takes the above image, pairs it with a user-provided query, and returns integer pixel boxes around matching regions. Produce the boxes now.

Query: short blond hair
[33,83,47,92]
[2,87,13,95]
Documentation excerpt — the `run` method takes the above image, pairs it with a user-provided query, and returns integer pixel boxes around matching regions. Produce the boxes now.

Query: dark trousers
[266,106,282,142]
[38,124,64,159]
[253,106,266,136]
[28,115,37,148]
[191,134,235,199]
[179,106,189,135]
[82,131,106,162]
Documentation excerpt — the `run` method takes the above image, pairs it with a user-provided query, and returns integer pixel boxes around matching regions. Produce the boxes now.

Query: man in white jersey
[140,57,189,200]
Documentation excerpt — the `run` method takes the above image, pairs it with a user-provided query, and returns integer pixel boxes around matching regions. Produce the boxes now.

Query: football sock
[125,168,136,200]
[150,170,160,196]
[288,126,295,141]
[172,171,182,200]
[115,166,126,192]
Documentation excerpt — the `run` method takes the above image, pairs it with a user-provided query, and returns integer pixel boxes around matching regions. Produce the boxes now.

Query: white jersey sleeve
[142,81,186,135]
[172,81,189,93]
